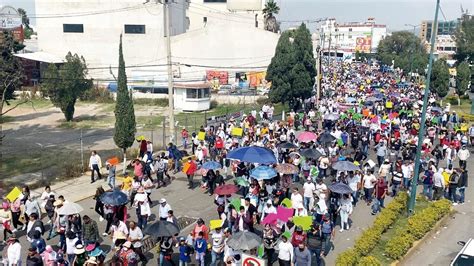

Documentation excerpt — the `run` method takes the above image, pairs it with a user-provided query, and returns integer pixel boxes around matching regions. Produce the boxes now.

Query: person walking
[194,231,207,266]
[128,221,147,263]
[457,168,468,204]
[89,150,102,183]
[82,215,99,245]
[277,235,294,266]
[293,242,312,266]
[338,194,353,232]
[158,198,172,221]
[372,176,388,214]
[210,227,225,266]
[262,224,277,265]
[184,158,197,189]
[457,145,470,170]
[320,215,335,256]
[106,161,116,189]
[362,170,377,204]
[307,224,324,266]
[93,186,105,222]
[6,235,21,266]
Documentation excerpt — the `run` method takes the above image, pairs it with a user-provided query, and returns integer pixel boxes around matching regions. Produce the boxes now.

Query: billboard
[0,6,22,30]
[355,37,372,53]
[227,0,263,11]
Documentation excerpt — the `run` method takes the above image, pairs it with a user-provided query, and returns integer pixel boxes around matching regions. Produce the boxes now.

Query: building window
[124,25,146,34]
[186,88,210,99]
[63,24,84,33]
[203,0,226,2]
[203,17,208,23]
[349,28,352,32]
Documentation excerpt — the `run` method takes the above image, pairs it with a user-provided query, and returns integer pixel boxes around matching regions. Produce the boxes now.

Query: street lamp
[405,24,421,78]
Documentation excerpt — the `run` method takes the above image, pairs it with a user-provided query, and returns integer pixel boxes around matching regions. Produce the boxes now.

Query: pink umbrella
[370,116,379,123]
[276,206,294,222]
[297,131,317,143]
[262,213,278,225]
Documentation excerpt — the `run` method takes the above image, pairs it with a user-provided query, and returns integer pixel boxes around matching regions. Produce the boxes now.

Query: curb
[391,208,455,266]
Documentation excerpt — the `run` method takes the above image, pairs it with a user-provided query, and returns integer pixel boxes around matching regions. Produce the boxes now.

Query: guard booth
[174,83,211,111]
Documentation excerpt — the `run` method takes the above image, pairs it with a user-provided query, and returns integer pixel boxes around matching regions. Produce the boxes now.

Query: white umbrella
[57,202,83,215]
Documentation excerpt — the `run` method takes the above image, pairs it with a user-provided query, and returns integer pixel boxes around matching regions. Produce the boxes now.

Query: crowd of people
[0,59,472,265]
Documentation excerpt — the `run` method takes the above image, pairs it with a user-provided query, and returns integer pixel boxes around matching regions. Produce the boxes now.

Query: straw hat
[74,244,85,255]
[53,199,64,206]
[84,257,97,265]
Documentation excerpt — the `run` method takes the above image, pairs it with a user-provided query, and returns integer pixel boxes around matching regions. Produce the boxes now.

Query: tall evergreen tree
[114,34,136,169]
[0,31,24,117]
[454,15,474,63]
[456,61,470,97]
[267,24,316,110]
[267,31,294,104]
[431,59,450,98]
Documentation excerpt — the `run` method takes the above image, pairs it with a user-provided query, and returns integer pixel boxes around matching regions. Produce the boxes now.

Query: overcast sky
[2,0,473,32]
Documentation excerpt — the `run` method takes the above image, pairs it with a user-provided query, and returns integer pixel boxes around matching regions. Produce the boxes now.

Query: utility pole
[163,0,175,143]
[316,45,321,105]
[408,0,440,215]
[80,129,84,174]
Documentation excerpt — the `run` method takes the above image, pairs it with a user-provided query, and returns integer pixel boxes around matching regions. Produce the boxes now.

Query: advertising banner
[355,37,372,53]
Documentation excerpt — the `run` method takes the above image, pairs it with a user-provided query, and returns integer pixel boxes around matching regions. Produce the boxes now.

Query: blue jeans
[304,197,312,211]
[392,180,401,196]
[351,191,359,206]
[182,138,188,149]
[458,187,465,203]
[210,251,224,266]
[364,188,373,202]
[322,233,332,255]
[309,248,322,266]
[107,175,115,189]
[423,184,433,200]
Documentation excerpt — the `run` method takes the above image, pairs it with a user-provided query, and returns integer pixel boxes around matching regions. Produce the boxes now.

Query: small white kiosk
[174,83,211,111]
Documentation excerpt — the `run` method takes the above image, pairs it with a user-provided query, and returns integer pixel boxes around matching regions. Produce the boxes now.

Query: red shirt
[291,232,307,247]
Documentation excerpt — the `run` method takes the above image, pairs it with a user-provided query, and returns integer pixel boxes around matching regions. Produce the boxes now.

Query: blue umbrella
[250,166,278,180]
[329,182,353,194]
[100,189,128,206]
[332,161,360,171]
[345,97,357,103]
[227,146,277,165]
[201,161,222,170]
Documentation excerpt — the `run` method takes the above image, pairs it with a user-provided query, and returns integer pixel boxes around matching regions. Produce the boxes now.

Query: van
[451,238,474,266]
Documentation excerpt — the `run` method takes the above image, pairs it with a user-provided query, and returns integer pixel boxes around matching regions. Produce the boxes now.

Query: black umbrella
[100,189,128,206]
[143,221,180,237]
[227,231,262,250]
[300,148,323,159]
[328,182,353,194]
[278,142,298,149]
[318,132,336,145]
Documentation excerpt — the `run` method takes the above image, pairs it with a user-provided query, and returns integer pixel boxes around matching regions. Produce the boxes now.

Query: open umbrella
[366,96,380,102]
[277,142,298,149]
[143,221,180,237]
[215,184,239,195]
[430,107,442,113]
[100,189,128,206]
[329,182,354,194]
[227,231,262,251]
[227,146,277,165]
[324,113,339,121]
[297,131,317,143]
[300,148,323,159]
[332,161,359,171]
[345,97,357,103]
[250,166,278,180]
[275,163,298,174]
[234,177,250,187]
[201,161,222,170]
[57,202,83,215]
[318,132,336,145]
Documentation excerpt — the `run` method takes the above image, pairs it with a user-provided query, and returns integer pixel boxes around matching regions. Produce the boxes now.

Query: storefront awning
[14,52,64,63]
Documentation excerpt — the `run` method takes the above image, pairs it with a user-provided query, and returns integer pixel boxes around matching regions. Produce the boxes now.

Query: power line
[27,4,150,19]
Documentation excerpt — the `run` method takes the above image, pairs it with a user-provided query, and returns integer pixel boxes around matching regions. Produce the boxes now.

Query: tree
[267,31,295,104]
[113,34,136,171]
[267,24,316,110]
[431,59,450,98]
[0,31,25,117]
[456,61,470,98]
[42,53,92,121]
[17,8,34,39]
[263,0,280,33]
[454,15,474,63]
[377,31,428,74]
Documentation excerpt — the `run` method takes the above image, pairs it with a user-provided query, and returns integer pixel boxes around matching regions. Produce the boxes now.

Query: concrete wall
[211,94,266,105]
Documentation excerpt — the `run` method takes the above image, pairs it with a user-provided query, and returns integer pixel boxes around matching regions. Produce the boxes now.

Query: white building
[33,0,187,79]
[318,18,387,58]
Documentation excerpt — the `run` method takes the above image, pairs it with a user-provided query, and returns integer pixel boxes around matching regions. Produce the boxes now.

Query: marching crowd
[0,59,472,266]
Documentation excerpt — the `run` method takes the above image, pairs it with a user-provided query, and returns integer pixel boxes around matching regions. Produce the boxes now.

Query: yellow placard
[197,132,206,141]
[6,187,22,203]
[232,127,243,137]
[210,219,224,230]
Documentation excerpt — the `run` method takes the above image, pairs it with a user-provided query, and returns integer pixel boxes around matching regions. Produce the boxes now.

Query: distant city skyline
[1,0,473,32]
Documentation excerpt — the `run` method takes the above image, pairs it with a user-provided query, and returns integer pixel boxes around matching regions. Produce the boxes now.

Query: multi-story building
[419,20,458,43]
[317,18,387,58]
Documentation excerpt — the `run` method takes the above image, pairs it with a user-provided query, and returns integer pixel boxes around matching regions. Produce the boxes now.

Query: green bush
[354,227,383,256]
[335,248,359,266]
[256,97,271,105]
[384,234,415,260]
[80,87,114,103]
[385,199,451,260]
[210,99,219,109]
[133,98,168,107]
[373,209,397,232]
[357,256,382,266]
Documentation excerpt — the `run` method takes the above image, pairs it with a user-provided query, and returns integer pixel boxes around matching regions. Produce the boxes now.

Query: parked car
[451,238,474,266]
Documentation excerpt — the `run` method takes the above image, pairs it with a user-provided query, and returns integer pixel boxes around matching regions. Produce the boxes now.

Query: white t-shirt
[347,175,361,192]
[290,193,303,209]
[129,227,144,248]
[363,174,377,189]
[211,231,225,253]
[303,182,316,198]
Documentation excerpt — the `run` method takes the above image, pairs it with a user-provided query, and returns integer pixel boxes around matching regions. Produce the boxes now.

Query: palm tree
[263,0,280,33]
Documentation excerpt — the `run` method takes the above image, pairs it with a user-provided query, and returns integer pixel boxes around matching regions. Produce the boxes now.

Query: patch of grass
[8,98,53,109]
[136,116,164,129]
[58,115,115,129]
[368,197,431,265]
[0,116,14,123]
[133,98,169,107]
